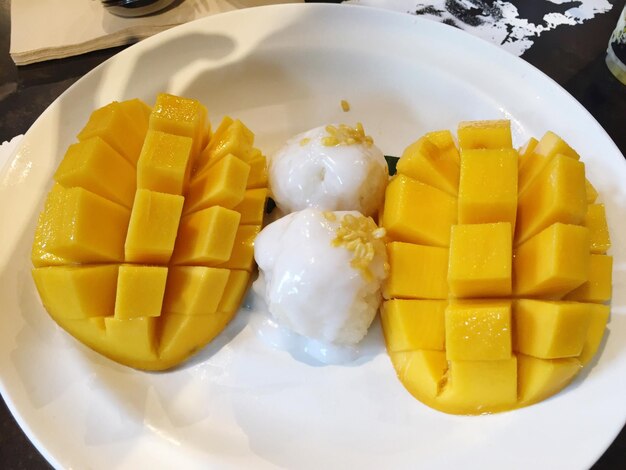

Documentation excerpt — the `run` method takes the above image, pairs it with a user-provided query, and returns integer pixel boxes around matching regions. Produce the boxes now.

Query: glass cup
[606,5,626,85]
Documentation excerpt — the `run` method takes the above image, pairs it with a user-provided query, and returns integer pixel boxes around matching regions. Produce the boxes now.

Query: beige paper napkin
[10,0,301,66]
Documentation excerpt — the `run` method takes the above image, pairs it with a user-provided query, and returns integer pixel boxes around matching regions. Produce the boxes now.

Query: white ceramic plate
[1,4,625,469]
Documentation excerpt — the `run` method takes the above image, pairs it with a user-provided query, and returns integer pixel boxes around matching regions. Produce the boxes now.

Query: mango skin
[32,97,267,371]
[382,121,611,414]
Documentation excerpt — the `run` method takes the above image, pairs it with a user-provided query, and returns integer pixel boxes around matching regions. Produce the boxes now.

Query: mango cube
[149,93,208,159]
[184,153,250,214]
[513,223,590,297]
[391,350,447,402]
[517,355,581,406]
[445,300,512,361]
[119,98,151,136]
[457,120,512,151]
[448,223,512,297]
[518,131,579,194]
[162,266,230,315]
[77,101,145,166]
[104,316,158,363]
[458,148,518,229]
[397,137,459,195]
[246,154,269,189]
[159,311,234,364]
[382,175,457,247]
[216,225,261,271]
[579,304,610,366]
[32,265,118,319]
[124,189,184,264]
[32,185,72,268]
[32,96,266,372]
[516,154,586,245]
[114,265,168,319]
[585,204,611,254]
[136,130,193,195]
[517,137,538,169]
[513,299,592,359]
[194,116,233,169]
[563,255,612,303]
[232,188,268,225]
[586,179,599,203]
[45,185,130,263]
[439,357,517,413]
[384,242,448,300]
[424,130,460,166]
[381,299,446,352]
[54,137,136,208]
[217,270,250,313]
[197,118,255,171]
[172,206,241,265]
[56,317,106,352]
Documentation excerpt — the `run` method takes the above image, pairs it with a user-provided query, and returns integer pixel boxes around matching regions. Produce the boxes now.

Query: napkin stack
[10,0,301,66]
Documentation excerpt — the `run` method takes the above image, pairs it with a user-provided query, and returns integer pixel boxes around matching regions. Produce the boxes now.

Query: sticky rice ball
[254,208,388,345]
[268,124,388,217]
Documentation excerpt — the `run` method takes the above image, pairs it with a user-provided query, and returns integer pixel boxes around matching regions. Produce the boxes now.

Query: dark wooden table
[1,1,625,468]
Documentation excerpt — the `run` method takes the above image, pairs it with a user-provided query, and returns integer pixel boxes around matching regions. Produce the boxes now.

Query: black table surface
[1,1,625,468]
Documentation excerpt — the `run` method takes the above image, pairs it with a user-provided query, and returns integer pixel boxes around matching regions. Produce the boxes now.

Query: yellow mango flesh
[513,223,590,297]
[32,265,118,319]
[162,266,230,316]
[196,118,255,172]
[383,242,448,300]
[585,203,611,253]
[516,153,586,245]
[396,136,459,195]
[448,223,512,297]
[113,266,168,320]
[149,93,208,160]
[77,101,147,166]
[233,188,269,225]
[32,95,267,370]
[513,300,592,359]
[517,355,581,407]
[563,254,613,303]
[382,175,457,247]
[445,300,512,361]
[37,184,130,263]
[390,350,447,404]
[246,155,269,189]
[457,120,512,151]
[586,178,599,203]
[424,130,460,166]
[438,357,518,414]
[517,137,538,169]
[136,130,193,195]
[458,148,517,230]
[382,120,611,414]
[381,299,446,352]
[579,304,610,366]
[216,225,261,271]
[54,137,136,209]
[124,189,184,264]
[518,131,579,195]
[184,153,250,214]
[171,206,241,265]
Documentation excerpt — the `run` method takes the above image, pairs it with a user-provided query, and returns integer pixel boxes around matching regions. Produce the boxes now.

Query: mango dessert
[32,93,269,371]
[381,120,612,414]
